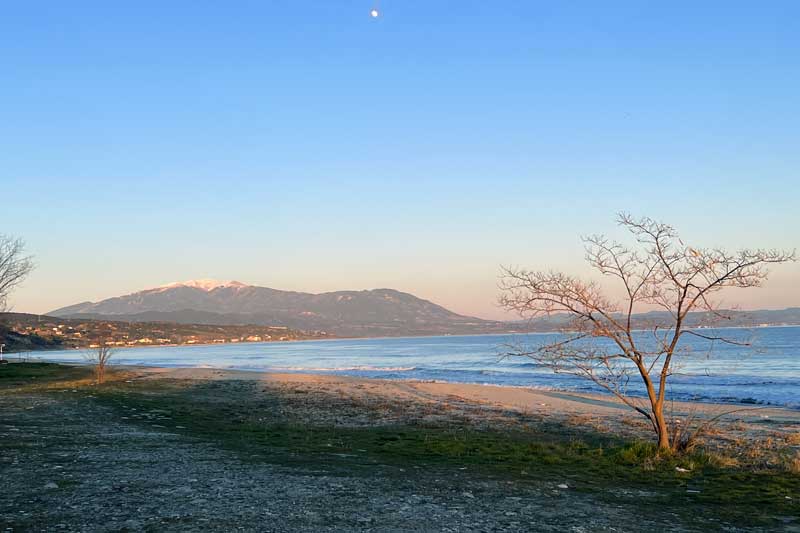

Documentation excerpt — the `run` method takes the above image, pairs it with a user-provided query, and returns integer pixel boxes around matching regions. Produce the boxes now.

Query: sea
[34,326,800,409]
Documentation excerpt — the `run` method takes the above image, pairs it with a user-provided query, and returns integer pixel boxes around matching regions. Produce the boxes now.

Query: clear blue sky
[2,1,798,318]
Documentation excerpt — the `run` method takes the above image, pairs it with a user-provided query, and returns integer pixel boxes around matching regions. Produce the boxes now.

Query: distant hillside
[626,308,800,328]
[49,280,509,337]
[511,308,800,331]
[0,322,65,352]
[0,312,327,351]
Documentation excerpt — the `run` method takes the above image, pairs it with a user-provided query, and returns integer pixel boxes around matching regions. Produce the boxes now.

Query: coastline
[28,325,800,413]
[16,323,800,354]
[35,354,800,414]
[125,366,800,437]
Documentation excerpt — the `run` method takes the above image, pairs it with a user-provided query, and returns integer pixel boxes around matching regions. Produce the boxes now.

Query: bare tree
[499,214,795,451]
[85,345,114,384]
[0,235,34,312]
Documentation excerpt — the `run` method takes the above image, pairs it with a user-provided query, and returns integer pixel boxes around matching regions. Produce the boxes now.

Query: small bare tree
[500,214,795,451]
[0,235,34,312]
[86,345,114,384]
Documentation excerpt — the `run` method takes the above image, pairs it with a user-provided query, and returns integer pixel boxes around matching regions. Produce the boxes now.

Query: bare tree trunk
[641,364,671,450]
[653,402,669,450]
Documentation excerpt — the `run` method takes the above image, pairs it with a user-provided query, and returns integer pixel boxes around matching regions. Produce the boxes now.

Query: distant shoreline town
[0,313,329,352]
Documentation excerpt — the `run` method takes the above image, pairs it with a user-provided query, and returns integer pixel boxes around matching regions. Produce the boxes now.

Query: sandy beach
[131,366,800,445]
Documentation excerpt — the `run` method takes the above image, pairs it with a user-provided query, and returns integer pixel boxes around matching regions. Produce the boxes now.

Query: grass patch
[0,361,92,391]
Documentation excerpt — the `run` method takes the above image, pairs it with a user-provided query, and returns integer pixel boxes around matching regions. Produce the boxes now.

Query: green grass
[5,363,799,527]
[0,361,91,390]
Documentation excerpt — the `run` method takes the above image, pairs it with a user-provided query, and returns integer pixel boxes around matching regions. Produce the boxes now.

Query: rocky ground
[1,366,797,532]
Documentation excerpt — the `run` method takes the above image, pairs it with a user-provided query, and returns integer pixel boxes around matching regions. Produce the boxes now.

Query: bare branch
[0,235,35,312]
[499,214,796,450]
[680,330,752,347]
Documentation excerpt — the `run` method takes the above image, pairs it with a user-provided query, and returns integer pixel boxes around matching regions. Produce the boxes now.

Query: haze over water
[39,326,800,409]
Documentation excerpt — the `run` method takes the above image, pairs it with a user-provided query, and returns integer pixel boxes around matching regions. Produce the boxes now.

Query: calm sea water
[36,326,800,409]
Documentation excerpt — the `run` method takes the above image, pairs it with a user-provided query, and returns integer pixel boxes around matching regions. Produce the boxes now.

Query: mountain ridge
[48,281,504,337]
[48,281,800,337]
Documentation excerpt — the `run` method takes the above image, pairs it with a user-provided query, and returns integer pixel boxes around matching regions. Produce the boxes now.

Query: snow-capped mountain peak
[157,279,248,292]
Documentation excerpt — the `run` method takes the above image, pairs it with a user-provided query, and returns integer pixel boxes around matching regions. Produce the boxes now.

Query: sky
[1,1,798,320]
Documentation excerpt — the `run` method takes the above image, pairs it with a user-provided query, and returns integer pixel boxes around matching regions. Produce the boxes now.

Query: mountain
[48,280,507,337]
[626,308,800,328]
[511,308,800,331]
[46,280,800,338]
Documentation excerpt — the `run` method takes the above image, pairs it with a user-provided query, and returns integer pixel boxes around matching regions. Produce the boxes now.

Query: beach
[2,362,798,531]
[134,366,800,447]
[35,327,800,410]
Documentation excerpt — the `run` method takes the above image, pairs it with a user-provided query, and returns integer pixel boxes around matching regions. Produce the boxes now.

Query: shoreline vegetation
[2,362,798,531]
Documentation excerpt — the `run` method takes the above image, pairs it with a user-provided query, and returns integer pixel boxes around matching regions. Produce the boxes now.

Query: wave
[266,365,418,373]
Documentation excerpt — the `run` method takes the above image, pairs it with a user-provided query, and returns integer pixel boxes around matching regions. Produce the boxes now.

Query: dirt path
[1,389,713,532]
